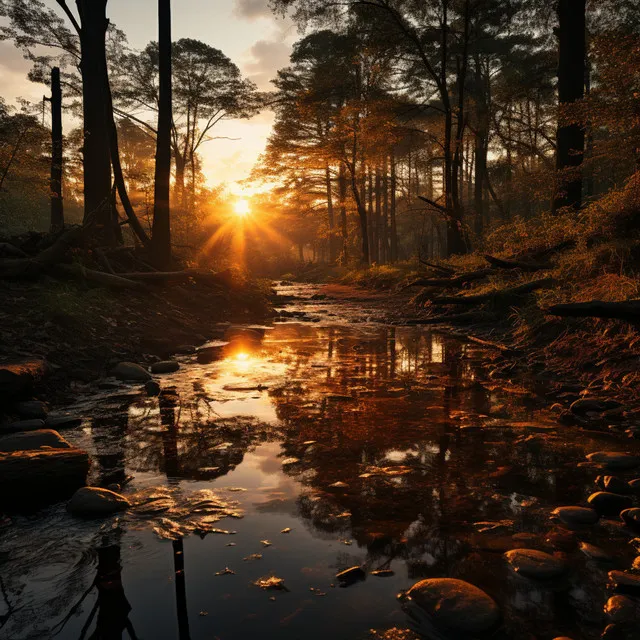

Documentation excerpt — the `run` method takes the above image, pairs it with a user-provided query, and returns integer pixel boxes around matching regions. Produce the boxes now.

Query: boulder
[145,380,161,396]
[579,542,614,563]
[196,345,225,364]
[630,479,640,492]
[587,492,633,516]
[67,487,130,517]
[112,362,152,382]
[605,595,639,623]
[45,416,83,430]
[597,475,632,494]
[0,359,48,400]
[586,451,640,471]
[609,570,640,592]
[14,400,48,420]
[0,429,72,452]
[150,360,180,374]
[621,508,640,532]
[504,549,567,579]
[0,419,45,433]
[551,506,599,526]
[404,578,500,634]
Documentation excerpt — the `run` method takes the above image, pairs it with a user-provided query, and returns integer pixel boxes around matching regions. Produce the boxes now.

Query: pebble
[587,492,633,516]
[597,475,632,494]
[579,541,614,562]
[403,578,500,634]
[504,549,567,579]
[112,362,152,382]
[150,360,180,374]
[551,506,599,526]
[586,451,640,471]
[621,508,640,531]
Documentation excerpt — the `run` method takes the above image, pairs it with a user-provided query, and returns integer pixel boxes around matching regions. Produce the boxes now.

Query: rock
[404,578,500,634]
[571,398,621,415]
[67,487,130,517]
[605,595,639,623]
[0,419,46,433]
[602,622,640,640]
[0,359,48,400]
[586,452,640,471]
[45,416,83,430]
[196,345,225,364]
[0,429,72,452]
[609,570,640,592]
[588,492,634,516]
[597,475,632,494]
[112,362,152,382]
[145,380,161,396]
[336,566,366,583]
[621,508,640,531]
[552,506,600,525]
[150,360,180,374]
[632,557,640,570]
[545,528,578,551]
[630,479,640,493]
[504,549,567,579]
[580,542,614,562]
[0,242,27,258]
[174,345,196,355]
[14,400,48,420]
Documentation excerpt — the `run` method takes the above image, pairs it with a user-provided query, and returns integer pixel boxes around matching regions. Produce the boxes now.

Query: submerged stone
[404,578,499,633]
[588,492,633,516]
[551,506,599,525]
[504,549,567,579]
[67,487,130,516]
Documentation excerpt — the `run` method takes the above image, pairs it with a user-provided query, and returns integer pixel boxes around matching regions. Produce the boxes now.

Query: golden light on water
[233,199,250,218]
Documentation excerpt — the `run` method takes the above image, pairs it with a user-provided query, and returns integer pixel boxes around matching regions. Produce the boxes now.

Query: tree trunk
[77,0,114,245]
[374,166,381,264]
[338,162,348,264]
[173,152,186,206]
[325,164,336,263]
[152,0,173,268]
[390,151,398,263]
[49,66,64,233]
[554,0,586,211]
[382,158,389,264]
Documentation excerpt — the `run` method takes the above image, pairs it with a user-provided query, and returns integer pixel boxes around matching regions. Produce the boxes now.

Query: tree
[152,0,172,268]
[49,66,64,232]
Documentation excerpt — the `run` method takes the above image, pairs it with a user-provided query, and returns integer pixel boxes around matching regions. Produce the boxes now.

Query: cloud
[243,39,291,89]
[233,0,273,21]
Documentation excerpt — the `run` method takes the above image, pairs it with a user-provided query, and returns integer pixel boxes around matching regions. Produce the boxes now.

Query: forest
[1,1,640,639]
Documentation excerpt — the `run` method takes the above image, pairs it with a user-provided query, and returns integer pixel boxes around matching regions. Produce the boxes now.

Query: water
[1,284,638,639]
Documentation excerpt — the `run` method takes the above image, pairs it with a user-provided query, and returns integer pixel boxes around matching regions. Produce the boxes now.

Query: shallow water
[1,284,639,639]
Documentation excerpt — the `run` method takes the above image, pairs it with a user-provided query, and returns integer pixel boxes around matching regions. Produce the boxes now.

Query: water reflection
[3,317,639,640]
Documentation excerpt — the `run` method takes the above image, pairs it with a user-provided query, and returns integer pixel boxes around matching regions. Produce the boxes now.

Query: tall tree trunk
[77,0,114,245]
[49,66,64,233]
[390,151,398,263]
[382,157,389,264]
[374,166,381,263]
[554,0,586,211]
[325,164,336,263]
[367,166,375,263]
[152,0,173,267]
[338,162,348,264]
[173,152,185,206]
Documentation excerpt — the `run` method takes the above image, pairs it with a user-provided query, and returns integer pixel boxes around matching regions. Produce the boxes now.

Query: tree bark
[338,162,348,264]
[325,164,336,263]
[152,0,173,268]
[390,151,398,263]
[554,0,586,211]
[50,66,64,233]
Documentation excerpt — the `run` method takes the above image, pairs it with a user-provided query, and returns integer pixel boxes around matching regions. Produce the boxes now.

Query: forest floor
[0,273,272,407]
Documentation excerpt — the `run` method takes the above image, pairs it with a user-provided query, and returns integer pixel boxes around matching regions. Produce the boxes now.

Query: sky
[0,0,298,193]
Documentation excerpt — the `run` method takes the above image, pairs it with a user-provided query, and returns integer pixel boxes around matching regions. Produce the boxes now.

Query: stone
[552,506,600,525]
[336,566,366,583]
[45,416,83,430]
[588,492,634,516]
[621,508,640,531]
[145,380,161,396]
[632,557,640,570]
[14,400,48,420]
[571,398,621,415]
[0,429,72,452]
[150,360,180,374]
[112,362,152,382]
[404,578,500,634]
[605,595,639,623]
[586,452,640,471]
[196,345,225,364]
[67,487,130,517]
[579,542,614,562]
[1,419,45,433]
[0,359,48,399]
[597,475,632,494]
[504,549,567,579]
[609,570,640,592]
[629,479,640,492]
[602,622,640,640]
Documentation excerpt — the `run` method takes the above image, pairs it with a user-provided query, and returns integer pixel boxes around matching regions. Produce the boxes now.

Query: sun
[233,199,250,218]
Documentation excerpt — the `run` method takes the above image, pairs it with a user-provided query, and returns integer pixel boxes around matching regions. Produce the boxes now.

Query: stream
[1,283,639,639]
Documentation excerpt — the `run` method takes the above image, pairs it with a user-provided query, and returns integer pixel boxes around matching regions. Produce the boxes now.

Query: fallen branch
[547,300,640,322]
[419,259,455,275]
[406,311,496,325]
[484,255,549,272]
[56,263,145,290]
[432,278,555,306]
[407,268,493,289]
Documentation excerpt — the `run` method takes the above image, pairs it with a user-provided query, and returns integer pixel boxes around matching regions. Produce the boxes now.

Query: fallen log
[484,255,550,272]
[407,268,493,289]
[419,259,455,275]
[547,300,640,322]
[406,311,496,325]
[55,263,145,290]
[432,278,555,306]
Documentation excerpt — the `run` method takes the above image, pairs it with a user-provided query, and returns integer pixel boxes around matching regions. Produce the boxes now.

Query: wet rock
[588,492,634,516]
[14,400,48,420]
[404,578,500,634]
[587,451,640,471]
[605,595,639,623]
[336,566,366,584]
[112,362,152,382]
[632,557,640,570]
[580,541,614,562]
[145,380,161,396]
[621,508,640,531]
[630,479,640,493]
[45,416,82,430]
[602,623,640,640]
[1,419,45,433]
[196,345,225,364]
[609,570,640,592]
[174,345,196,355]
[67,487,130,517]
[0,429,72,452]
[504,549,567,579]
[597,476,632,494]
[150,360,180,374]
[551,506,600,526]
[571,398,621,415]
[0,359,48,399]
